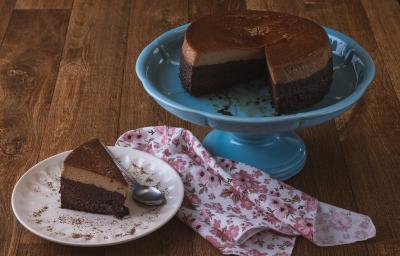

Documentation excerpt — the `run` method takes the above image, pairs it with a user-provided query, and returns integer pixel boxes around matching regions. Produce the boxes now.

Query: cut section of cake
[180,11,333,114]
[60,139,129,218]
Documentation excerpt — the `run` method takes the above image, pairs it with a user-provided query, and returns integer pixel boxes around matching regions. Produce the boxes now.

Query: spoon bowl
[101,143,166,206]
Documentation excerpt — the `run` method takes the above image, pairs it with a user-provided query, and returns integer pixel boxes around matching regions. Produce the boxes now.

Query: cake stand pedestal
[204,130,305,180]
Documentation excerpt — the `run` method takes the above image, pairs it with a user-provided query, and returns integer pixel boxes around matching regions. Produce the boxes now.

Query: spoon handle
[100,143,138,184]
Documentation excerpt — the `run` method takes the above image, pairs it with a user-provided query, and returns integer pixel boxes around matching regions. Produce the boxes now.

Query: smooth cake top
[63,139,128,185]
[183,11,332,83]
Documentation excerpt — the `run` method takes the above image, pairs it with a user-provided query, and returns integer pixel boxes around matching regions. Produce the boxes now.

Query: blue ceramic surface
[136,24,375,180]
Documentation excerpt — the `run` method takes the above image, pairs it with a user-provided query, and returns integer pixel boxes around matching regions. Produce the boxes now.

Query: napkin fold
[116,126,375,256]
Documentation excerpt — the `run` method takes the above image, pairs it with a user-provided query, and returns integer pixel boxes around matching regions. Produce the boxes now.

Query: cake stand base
[203,130,306,180]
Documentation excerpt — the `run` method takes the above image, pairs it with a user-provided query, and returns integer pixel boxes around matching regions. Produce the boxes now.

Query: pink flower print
[230,206,242,214]
[180,145,188,153]
[201,150,212,163]
[305,200,318,212]
[266,244,275,249]
[200,208,213,223]
[212,219,222,229]
[268,190,281,197]
[205,202,224,213]
[330,211,352,231]
[223,225,240,240]
[189,218,203,231]
[274,253,289,256]
[218,158,236,170]
[186,193,201,205]
[205,235,223,249]
[248,249,268,256]
[274,204,290,219]
[172,158,187,172]
[163,149,171,156]
[154,126,166,135]
[172,138,180,146]
[253,184,268,193]
[263,213,279,225]
[359,217,371,229]
[258,194,267,202]
[240,199,253,210]
[267,198,282,210]
[123,130,148,143]
[251,170,263,179]
[354,230,368,240]
[301,193,317,212]
[294,218,314,239]
[208,193,216,200]
[196,169,208,183]
[232,170,253,190]
[188,147,203,164]
[211,203,224,213]
[182,130,191,143]
[207,174,220,188]
[185,172,193,182]
[283,240,293,247]
[292,194,300,203]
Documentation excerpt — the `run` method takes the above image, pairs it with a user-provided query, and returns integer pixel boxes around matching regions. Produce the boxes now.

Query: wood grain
[15,0,73,9]
[360,0,400,101]
[0,10,69,256]
[117,0,190,137]
[2,0,400,255]
[0,0,16,44]
[15,0,130,255]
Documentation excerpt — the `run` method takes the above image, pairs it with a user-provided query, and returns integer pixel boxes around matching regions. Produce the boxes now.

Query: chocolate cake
[179,11,333,114]
[60,139,129,218]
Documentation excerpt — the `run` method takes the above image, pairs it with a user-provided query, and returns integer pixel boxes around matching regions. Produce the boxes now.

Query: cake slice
[180,11,333,114]
[60,139,129,218]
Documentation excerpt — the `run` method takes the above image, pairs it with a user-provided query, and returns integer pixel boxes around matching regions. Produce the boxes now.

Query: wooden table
[1,0,399,255]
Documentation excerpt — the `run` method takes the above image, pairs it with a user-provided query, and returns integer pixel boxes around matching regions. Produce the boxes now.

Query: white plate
[11,147,184,246]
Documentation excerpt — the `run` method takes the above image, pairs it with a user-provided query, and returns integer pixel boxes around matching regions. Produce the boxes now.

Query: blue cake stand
[135,24,375,180]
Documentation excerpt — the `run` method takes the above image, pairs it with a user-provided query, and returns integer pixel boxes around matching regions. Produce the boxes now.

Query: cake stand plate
[135,24,375,180]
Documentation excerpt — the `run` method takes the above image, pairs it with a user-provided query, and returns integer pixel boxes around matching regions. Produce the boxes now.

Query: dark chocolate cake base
[180,55,267,96]
[179,55,332,114]
[271,57,333,114]
[60,177,129,219]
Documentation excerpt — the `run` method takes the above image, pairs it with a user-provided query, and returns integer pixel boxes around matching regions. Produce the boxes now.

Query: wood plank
[15,0,73,9]
[189,0,246,20]
[0,0,16,44]
[14,0,130,255]
[40,0,130,153]
[117,0,190,136]
[0,10,69,256]
[360,0,400,101]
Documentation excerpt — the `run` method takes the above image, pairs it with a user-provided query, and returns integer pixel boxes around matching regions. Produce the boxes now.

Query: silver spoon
[101,143,166,206]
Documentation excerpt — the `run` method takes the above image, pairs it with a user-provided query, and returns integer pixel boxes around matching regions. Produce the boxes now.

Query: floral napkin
[116,126,375,256]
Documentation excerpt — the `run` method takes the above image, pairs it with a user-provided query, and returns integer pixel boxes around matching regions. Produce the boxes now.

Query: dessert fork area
[1,0,399,256]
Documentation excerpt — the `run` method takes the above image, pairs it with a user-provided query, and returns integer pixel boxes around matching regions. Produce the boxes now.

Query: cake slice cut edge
[60,139,130,219]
